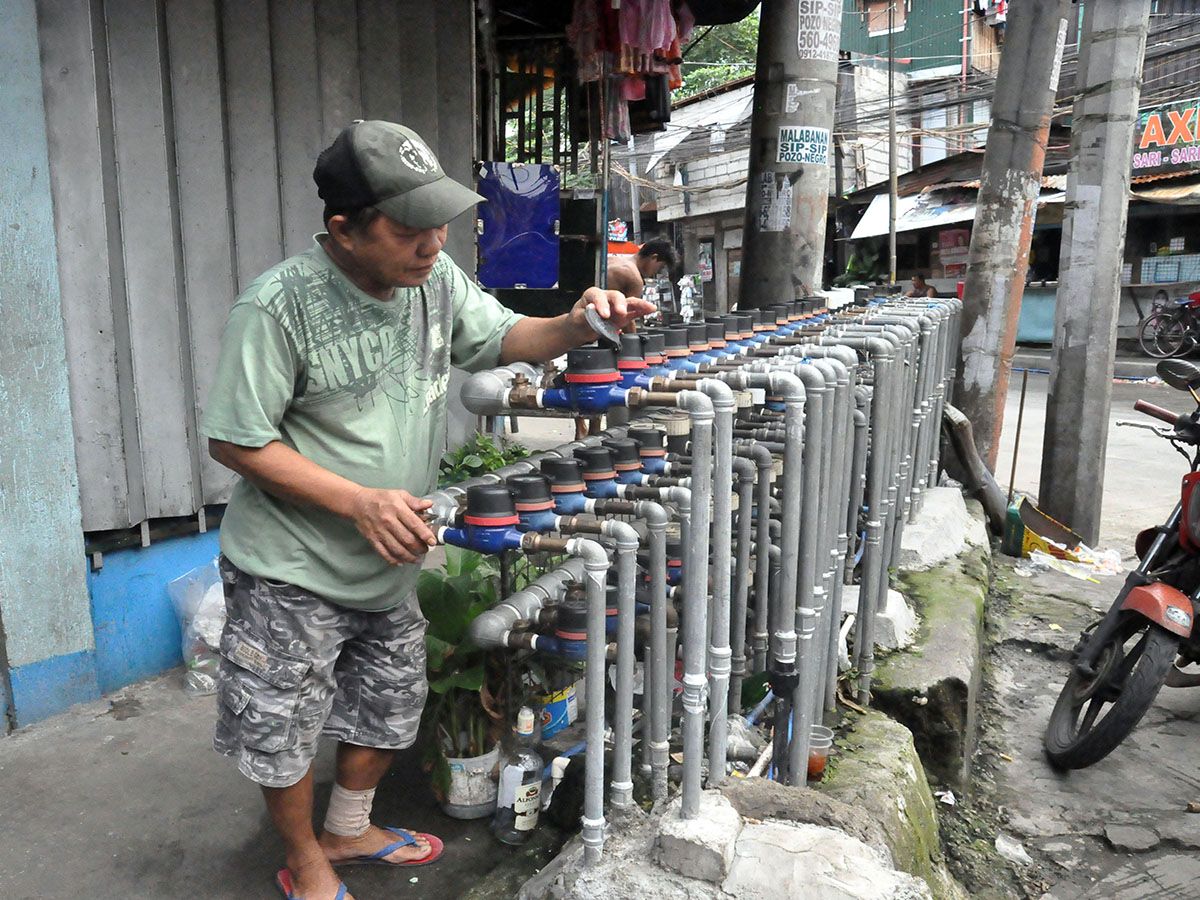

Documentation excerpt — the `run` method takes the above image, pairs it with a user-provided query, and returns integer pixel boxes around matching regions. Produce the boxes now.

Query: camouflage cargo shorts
[213,557,428,788]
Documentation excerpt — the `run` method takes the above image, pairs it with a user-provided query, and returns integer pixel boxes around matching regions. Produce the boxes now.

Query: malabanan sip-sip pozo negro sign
[1132,97,1200,176]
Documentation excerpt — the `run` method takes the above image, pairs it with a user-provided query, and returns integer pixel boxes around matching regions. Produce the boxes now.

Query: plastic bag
[167,558,226,695]
[726,715,767,762]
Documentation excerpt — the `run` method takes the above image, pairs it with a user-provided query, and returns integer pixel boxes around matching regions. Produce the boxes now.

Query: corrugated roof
[1130,169,1200,185]
[921,174,1066,193]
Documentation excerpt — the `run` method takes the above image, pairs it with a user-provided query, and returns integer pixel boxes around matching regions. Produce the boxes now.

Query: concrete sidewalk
[0,415,584,900]
[0,672,543,900]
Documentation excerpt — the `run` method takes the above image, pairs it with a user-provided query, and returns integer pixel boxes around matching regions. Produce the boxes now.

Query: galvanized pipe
[737,442,775,674]
[567,536,614,866]
[822,335,894,705]
[672,390,715,818]
[729,456,757,710]
[600,519,640,809]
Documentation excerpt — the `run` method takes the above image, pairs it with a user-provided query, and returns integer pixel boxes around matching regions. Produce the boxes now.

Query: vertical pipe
[887,1,897,286]
[675,391,714,818]
[638,498,673,801]
[700,379,735,785]
[732,370,804,783]
[845,388,871,587]
[787,365,825,783]
[729,457,756,710]
[567,537,612,866]
[747,445,775,673]
[602,520,640,809]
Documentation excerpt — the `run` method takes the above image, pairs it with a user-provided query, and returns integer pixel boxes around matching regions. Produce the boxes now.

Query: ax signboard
[1132,97,1200,177]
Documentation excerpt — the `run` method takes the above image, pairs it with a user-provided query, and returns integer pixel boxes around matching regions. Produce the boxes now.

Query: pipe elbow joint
[460,368,515,415]
[567,537,610,570]
[633,500,670,528]
[423,490,463,528]
[674,389,715,422]
[600,519,640,550]
[765,370,805,405]
[695,378,735,412]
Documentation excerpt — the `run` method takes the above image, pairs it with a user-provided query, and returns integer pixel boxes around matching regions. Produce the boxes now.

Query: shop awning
[849,189,1066,240]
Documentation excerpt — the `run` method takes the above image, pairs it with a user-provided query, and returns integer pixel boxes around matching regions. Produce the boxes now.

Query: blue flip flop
[275,868,347,900]
[338,826,445,867]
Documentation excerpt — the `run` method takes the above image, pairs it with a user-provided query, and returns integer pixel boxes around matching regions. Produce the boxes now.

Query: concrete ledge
[873,537,989,791]
[722,778,892,854]
[898,487,973,571]
[655,790,742,883]
[525,780,945,899]
[844,585,920,650]
[724,821,933,899]
[821,711,968,900]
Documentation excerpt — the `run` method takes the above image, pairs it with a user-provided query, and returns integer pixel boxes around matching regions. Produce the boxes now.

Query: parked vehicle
[1044,359,1200,768]
[1137,291,1200,358]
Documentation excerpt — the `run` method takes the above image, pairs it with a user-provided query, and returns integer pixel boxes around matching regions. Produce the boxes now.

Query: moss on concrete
[822,710,968,900]
[872,547,989,788]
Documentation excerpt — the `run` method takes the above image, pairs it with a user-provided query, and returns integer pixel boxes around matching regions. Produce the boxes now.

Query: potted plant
[418,546,508,819]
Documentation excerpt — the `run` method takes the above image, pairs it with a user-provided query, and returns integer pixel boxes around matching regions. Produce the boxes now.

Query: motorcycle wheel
[1043,616,1179,770]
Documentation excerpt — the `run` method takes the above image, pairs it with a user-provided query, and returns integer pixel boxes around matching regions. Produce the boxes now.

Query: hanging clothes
[568,0,695,132]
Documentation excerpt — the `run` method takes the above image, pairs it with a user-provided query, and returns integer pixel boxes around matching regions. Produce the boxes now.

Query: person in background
[202,120,654,900]
[906,272,938,299]
[573,238,680,439]
[606,238,678,301]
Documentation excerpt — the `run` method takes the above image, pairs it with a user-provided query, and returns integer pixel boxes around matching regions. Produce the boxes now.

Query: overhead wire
[636,9,1200,178]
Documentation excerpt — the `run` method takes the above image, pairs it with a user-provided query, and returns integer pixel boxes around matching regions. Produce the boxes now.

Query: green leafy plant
[418,546,508,799]
[438,434,530,487]
[675,11,759,100]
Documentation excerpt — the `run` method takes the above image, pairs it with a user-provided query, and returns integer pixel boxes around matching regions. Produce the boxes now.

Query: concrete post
[0,0,100,728]
[954,0,1071,468]
[1040,0,1152,546]
[739,0,842,307]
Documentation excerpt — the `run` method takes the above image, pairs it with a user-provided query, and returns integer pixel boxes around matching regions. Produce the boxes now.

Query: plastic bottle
[492,706,543,844]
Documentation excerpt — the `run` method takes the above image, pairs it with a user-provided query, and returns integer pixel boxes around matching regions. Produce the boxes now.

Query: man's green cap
[313,120,484,228]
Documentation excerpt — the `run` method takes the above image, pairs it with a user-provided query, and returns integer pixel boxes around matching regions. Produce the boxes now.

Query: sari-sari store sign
[1132,98,1200,176]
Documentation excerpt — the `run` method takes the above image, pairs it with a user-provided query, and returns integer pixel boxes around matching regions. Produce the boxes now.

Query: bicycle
[1137,291,1200,359]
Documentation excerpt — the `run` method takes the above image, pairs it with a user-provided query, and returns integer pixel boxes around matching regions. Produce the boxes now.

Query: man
[571,238,678,439]
[202,120,653,900]
[906,272,938,298]
[606,238,678,300]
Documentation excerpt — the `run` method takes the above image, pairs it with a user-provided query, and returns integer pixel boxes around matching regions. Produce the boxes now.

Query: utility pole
[887,1,897,285]
[1039,0,1152,546]
[740,0,843,307]
[627,135,642,244]
[954,0,1071,468]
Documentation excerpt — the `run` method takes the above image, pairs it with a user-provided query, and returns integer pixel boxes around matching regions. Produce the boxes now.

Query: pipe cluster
[428,294,961,864]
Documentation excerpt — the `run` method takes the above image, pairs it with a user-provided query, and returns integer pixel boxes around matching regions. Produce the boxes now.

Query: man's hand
[571,287,657,337]
[350,487,438,565]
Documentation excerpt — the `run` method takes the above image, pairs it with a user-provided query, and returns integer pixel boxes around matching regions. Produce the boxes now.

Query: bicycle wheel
[1138,311,1187,358]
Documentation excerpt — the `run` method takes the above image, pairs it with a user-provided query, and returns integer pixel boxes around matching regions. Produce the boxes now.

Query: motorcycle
[1044,358,1200,769]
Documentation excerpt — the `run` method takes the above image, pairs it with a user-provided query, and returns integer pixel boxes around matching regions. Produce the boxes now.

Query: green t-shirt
[202,237,523,611]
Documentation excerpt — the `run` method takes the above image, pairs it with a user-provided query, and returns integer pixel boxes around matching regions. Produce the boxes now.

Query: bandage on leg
[323,783,376,838]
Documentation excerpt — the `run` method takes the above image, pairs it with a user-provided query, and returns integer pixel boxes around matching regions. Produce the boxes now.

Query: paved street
[971,369,1200,898]
[994,371,1194,551]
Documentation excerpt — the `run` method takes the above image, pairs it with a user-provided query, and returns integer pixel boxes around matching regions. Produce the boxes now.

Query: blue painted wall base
[8,650,99,726]
[87,530,222,695]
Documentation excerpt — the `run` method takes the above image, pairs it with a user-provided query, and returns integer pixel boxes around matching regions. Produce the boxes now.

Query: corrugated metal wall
[37,0,476,532]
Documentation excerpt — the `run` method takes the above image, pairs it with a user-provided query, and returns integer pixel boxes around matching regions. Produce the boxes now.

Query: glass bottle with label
[492,706,543,845]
